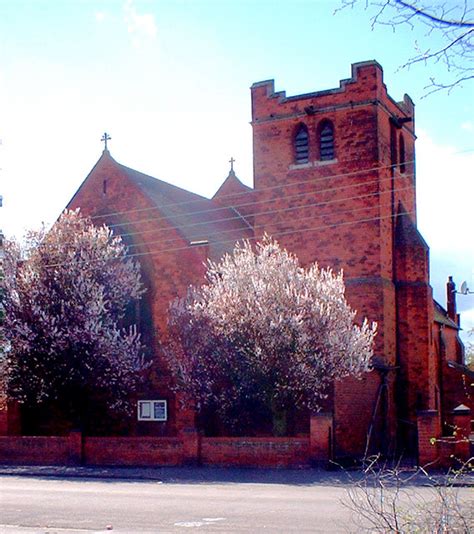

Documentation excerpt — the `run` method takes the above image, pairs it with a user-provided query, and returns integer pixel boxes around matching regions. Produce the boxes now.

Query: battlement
[251,61,414,124]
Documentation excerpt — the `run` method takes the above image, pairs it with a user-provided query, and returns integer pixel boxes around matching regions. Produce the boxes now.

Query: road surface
[0,474,356,533]
[0,473,472,533]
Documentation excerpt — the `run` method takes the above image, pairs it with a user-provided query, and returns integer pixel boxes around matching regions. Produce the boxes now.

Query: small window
[390,120,397,169]
[294,124,309,164]
[319,120,335,161]
[137,400,168,421]
[399,133,406,173]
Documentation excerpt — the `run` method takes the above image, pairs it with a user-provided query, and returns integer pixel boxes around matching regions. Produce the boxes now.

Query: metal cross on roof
[101,132,111,150]
[229,157,235,172]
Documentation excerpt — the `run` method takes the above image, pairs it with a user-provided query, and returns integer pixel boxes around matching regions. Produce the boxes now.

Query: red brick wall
[417,407,471,468]
[68,153,208,335]
[417,410,441,465]
[309,413,333,464]
[433,323,473,421]
[249,62,416,457]
[0,434,319,469]
[201,437,310,468]
[393,203,434,455]
[334,372,381,457]
[0,435,77,465]
[83,437,183,466]
[396,285,434,416]
[67,153,209,436]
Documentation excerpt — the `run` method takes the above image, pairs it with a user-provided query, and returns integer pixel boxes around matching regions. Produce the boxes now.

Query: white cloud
[415,130,474,342]
[416,129,474,254]
[95,11,106,23]
[461,121,473,132]
[459,307,474,344]
[123,0,157,47]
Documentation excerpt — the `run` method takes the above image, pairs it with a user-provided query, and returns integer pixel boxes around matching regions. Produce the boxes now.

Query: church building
[2,61,471,467]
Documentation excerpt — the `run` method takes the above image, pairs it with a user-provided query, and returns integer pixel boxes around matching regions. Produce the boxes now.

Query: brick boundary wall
[0,414,335,468]
[1,410,470,469]
[83,437,183,466]
[0,435,313,468]
[201,437,310,468]
[0,435,78,465]
[417,405,472,468]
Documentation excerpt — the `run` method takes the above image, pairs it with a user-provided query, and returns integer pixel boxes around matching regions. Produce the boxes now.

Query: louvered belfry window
[294,124,309,164]
[319,121,335,161]
[399,133,406,173]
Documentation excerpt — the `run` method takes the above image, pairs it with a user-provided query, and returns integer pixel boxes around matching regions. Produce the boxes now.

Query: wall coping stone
[452,404,471,415]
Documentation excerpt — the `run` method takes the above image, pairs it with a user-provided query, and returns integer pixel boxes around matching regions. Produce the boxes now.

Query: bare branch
[395,0,474,27]
[338,0,474,94]
[342,457,474,532]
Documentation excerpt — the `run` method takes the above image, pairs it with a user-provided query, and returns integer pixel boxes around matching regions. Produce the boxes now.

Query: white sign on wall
[137,400,168,421]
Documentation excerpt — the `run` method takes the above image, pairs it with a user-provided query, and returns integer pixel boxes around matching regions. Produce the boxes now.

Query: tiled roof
[447,360,474,380]
[433,299,459,329]
[118,163,253,260]
[213,169,252,199]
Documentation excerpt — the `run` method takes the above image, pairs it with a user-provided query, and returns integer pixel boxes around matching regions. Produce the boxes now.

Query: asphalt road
[1,473,473,533]
[1,474,354,533]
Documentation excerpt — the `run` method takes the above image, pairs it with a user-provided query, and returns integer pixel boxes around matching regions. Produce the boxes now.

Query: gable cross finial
[101,132,111,151]
[229,157,235,173]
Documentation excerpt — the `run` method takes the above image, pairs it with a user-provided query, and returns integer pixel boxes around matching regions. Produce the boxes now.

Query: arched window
[399,133,406,173]
[319,120,335,161]
[294,124,309,164]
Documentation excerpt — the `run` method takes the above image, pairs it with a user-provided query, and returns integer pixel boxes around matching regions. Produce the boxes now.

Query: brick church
[2,61,470,466]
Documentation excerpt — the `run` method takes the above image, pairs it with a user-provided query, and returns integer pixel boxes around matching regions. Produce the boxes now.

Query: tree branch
[338,0,474,94]
[395,0,474,28]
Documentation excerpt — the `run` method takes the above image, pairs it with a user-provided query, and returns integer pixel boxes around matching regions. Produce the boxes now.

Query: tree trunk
[271,398,287,436]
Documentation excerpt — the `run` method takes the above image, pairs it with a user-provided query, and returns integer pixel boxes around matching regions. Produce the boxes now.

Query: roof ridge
[117,162,212,203]
[213,170,253,200]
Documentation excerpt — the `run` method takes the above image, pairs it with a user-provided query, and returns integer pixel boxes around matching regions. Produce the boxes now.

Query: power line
[85,142,474,225]
[102,172,415,237]
[119,183,415,251]
[38,178,415,258]
[43,208,415,269]
[110,172,415,240]
[24,145,474,269]
[92,158,416,226]
[123,209,417,263]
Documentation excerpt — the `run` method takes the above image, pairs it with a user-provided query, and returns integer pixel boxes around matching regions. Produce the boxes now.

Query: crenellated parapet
[251,61,413,130]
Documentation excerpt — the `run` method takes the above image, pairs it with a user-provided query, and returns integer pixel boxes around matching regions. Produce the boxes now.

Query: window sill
[289,162,312,170]
[314,158,338,167]
[289,159,338,171]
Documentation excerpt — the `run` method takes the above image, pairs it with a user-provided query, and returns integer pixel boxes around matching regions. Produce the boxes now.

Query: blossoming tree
[0,210,146,432]
[167,236,377,435]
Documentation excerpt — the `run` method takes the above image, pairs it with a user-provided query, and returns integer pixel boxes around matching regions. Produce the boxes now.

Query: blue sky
[0,0,473,336]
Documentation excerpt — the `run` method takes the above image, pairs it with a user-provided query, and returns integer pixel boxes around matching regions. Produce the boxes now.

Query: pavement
[0,463,472,486]
[0,464,353,485]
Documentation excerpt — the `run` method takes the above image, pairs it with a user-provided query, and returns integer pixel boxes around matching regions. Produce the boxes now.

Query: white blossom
[0,209,146,417]
[167,235,377,424]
